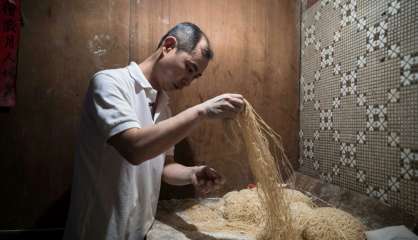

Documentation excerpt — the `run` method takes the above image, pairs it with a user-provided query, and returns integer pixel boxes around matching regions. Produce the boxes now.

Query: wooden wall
[0,0,299,229]
[133,0,301,197]
[0,0,130,229]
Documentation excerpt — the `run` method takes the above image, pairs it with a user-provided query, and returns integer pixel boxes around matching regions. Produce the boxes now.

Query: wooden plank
[134,0,300,196]
[0,0,130,228]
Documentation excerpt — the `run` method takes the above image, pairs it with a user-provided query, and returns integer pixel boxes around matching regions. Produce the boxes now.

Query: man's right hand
[198,93,245,119]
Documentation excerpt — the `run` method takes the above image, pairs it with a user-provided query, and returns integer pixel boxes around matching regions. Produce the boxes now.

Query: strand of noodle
[224,99,298,240]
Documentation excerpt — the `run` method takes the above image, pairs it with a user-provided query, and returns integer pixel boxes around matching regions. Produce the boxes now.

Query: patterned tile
[356,131,366,144]
[314,70,321,82]
[333,63,342,75]
[333,130,341,142]
[340,142,356,167]
[303,138,315,160]
[400,53,418,86]
[356,16,366,32]
[356,55,367,69]
[314,100,321,110]
[366,104,387,131]
[356,92,367,106]
[387,0,400,16]
[313,159,320,170]
[340,0,357,27]
[334,29,342,42]
[366,20,388,53]
[304,25,316,47]
[314,130,320,140]
[387,131,400,147]
[303,81,315,102]
[387,88,400,103]
[301,0,418,215]
[340,70,357,96]
[320,171,333,182]
[321,45,334,68]
[366,185,388,204]
[333,164,340,176]
[317,1,341,47]
[388,175,400,192]
[332,96,341,109]
[356,169,366,183]
[334,95,365,142]
[320,109,333,130]
[387,43,400,59]
[400,148,418,181]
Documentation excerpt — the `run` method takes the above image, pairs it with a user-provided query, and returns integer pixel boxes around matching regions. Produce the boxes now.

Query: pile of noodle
[157,100,366,240]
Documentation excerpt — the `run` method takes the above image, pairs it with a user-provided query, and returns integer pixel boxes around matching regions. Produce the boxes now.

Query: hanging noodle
[156,99,366,240]
[224,99,298,240]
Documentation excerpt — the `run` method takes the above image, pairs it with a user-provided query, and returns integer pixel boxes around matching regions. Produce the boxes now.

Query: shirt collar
[127,61,170,104]
[127,61,153,89]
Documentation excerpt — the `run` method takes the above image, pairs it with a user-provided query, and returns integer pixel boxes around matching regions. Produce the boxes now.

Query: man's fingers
[214,177,225,185]
[206,167,220,178]
[227,93,243,99]
[205,167,224,183]
[194,166,226,196]
[190,173,199,186]
[220,102,237,112]
[197,186,210,196]
[198,180,205,186]
[202,93,245,119]
[205,180,213,189]
[226,97,245,112]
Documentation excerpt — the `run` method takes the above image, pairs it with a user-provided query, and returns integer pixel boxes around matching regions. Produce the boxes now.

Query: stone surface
[147,198,254,240]
[294,172,418,232]
[148,173,417,239]
[147,221,253,240]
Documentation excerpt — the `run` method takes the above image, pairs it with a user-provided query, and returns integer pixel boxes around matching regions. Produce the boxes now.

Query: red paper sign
[0,0,20,107]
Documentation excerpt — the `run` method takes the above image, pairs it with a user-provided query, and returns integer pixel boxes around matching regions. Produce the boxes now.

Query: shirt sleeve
[89,73,140,140]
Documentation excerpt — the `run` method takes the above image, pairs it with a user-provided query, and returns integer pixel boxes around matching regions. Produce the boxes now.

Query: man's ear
[162,36,177,53]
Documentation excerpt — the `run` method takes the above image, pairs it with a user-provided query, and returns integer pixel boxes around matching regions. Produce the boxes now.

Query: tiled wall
[299,0,418,216]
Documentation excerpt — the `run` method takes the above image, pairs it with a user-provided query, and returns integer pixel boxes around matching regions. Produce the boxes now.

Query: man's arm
[109,105,204,165]
[162,155,196,186]
[162,155,223,195]
[108,94,244,165]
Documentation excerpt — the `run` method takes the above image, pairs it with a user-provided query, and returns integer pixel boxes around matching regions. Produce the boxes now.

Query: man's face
[155,39,210,91]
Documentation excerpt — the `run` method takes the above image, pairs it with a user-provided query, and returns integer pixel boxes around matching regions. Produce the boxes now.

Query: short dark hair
[157,22,214,60]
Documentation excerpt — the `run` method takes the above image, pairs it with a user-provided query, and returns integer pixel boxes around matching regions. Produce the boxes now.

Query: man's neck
[138,51,161,91]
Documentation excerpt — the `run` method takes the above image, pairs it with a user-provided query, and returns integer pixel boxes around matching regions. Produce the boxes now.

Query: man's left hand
[190,166,224,196]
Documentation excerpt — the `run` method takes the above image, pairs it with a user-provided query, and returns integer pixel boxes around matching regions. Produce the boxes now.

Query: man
[63,22,244,240]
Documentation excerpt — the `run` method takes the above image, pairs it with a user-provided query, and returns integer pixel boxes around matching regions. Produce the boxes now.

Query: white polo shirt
[63,62,173,240]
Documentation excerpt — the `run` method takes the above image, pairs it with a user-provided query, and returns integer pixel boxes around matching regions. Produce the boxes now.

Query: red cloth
[0,0,20,107]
